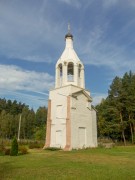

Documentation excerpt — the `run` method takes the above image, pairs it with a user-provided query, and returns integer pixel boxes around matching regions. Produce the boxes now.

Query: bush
[0,144,4,155]
[10,137,18,156]
[0,143,11,155]
[4,148,11,155]
[0,147,4,156]
[28,141,44,149]
[19,146,28,155]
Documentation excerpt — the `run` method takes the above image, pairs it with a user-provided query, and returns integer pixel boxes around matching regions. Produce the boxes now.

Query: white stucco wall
[71,93,96,149]
[49,88,67,148]
[48,84,97,149]
[49,85,82,148]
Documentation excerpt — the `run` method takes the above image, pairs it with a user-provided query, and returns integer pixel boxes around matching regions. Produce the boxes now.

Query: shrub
[0,147,4,156]
[29,143,40,149]
[19,146,28,155]
[28,141,44,149]
[4,148,11,155]
[10,137,18,156]
[0,144,4,155]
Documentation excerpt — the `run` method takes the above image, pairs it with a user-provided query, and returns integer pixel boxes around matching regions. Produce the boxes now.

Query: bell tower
[44,26,97,150]
[55,24,85,89]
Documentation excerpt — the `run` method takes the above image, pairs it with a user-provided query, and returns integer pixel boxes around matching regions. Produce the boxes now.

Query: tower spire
[68,23,70,33]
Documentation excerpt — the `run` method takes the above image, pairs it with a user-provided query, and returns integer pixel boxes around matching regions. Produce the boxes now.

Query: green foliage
[0,144,5,156]
[0,139,11,156]
[0,98,47,140]
[35,106,47,127]
[4,148,11,155]
[10,137,18,156]
[19,146,28,155]
[28,141,44,149]
[97,71,135,144]
[34,126,46,140]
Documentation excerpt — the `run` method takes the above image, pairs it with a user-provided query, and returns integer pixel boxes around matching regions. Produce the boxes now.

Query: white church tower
[44,26,97,150]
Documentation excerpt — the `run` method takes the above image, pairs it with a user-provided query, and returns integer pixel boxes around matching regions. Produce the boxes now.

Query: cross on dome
[68,23,70,33]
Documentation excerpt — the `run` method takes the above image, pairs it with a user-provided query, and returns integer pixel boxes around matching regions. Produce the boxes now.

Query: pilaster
[64,96,71,151]
[43,100,52,149]
[74,63,78,86]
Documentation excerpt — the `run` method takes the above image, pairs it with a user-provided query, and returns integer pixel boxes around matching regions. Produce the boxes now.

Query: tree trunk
[129,115,134,144]
[133,123,135,134]
[120,112,126,146]
[130,123,134,144]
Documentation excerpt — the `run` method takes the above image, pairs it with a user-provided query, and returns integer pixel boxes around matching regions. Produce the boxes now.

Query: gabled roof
[70,90,92,102]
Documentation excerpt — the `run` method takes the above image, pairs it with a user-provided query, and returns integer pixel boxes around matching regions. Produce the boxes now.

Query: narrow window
[59,64,63,77]
[67,62,74,81]
[58,63,62,86]
[78,64,81,77]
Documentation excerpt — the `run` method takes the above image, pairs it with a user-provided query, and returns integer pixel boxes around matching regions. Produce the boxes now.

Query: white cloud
[0,64,54,92]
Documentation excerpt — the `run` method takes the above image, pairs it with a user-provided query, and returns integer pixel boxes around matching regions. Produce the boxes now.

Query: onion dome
[65,32,73,39]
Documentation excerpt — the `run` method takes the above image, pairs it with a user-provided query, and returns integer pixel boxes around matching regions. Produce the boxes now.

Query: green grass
[0,146,135,180]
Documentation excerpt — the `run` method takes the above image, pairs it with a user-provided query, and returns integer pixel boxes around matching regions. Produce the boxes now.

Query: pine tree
[97,71,135,144]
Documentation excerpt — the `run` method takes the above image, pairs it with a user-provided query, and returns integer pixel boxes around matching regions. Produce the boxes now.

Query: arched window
[58,63,63,86]
[78,64,81,77]
[67,62,74,81]
[59,64,63,77]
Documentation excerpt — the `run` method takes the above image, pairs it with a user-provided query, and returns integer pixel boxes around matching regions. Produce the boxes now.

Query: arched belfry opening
[59,63,63,77]
[78,64,81,86]
[58,63,63,86]
[67,62,74,81]
[78,64,81,77]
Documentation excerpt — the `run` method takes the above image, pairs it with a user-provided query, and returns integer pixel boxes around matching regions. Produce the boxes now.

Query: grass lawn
[0,146,135,180]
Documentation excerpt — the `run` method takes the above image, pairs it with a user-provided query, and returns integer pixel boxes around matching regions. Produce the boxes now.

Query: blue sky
[0,0,135,110]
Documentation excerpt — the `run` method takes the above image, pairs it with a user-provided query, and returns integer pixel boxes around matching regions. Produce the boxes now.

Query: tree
[121,72,135,143]
[10,137,18,156]
[108,76,127,145]
[35,107,47,127]
[97,71,135,144]
[34,126,46,140]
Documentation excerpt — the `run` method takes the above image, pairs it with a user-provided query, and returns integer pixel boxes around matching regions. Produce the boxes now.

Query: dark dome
[65,33,73,39]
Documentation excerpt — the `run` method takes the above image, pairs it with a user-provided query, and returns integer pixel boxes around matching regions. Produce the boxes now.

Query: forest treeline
[96,71,135,145]
[0,99,47,140]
